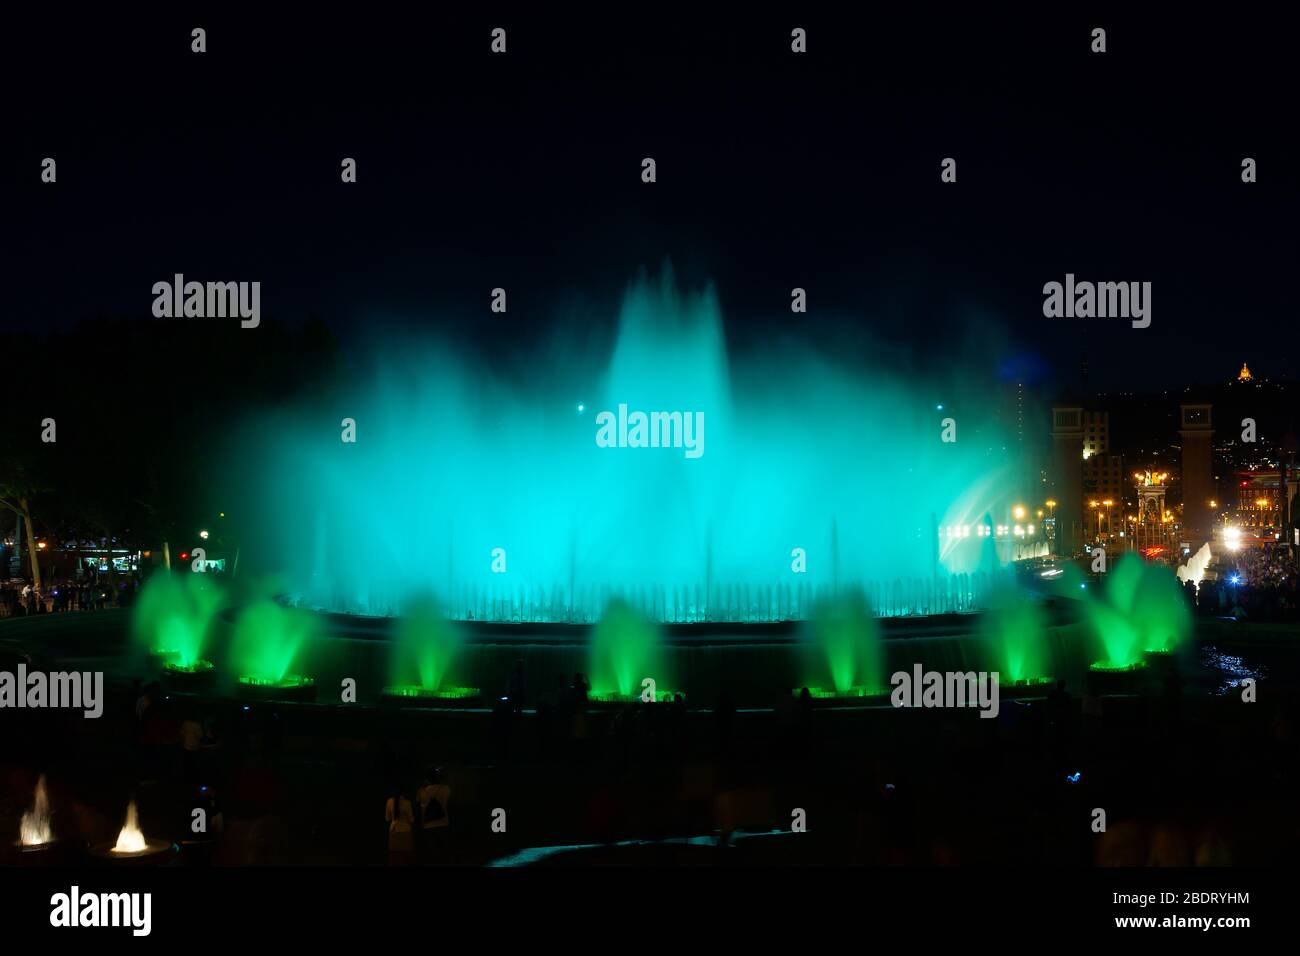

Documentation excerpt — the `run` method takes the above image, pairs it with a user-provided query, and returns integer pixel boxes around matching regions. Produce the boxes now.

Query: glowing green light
[1089,660,1148,674]
[390,595,462,692]
[589,689,680,703]
[382,684,480,699]
[238,674,315,688]
[807,589,882,694]
[1081,554,1190,667]
[164,660,215,675]
[132,572,226,668]
[590,599,664,697]
[231,601,318,683]
[795,685,888,699]
[979,584,1049,683]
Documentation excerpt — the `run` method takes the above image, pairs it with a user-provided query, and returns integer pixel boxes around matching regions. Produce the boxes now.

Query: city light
[199,530,210,540]
[1013,505,1027,520]
[1223,526,1242,552]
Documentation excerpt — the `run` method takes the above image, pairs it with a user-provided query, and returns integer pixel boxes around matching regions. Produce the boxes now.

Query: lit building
[1081,411,1125,507]
[1235,470,1282,529]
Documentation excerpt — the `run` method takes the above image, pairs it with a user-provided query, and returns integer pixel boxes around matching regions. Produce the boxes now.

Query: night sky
[8,8,1297,393]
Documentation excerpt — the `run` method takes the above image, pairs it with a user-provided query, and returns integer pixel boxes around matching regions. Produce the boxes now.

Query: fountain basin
[237,674,317,703]
[587,690,684,708]
[795,686,892,707]
[1000,676,1056,699]
[88,840,178,864]
[1143,648,1179,674]
[7,839,75,866]
[162,659,217,692]
[379,685,482,708]
[145,649,178,672]
[1087,660,1149,696]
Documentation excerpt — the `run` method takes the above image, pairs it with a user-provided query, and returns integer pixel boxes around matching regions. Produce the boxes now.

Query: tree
[0,463,46,590]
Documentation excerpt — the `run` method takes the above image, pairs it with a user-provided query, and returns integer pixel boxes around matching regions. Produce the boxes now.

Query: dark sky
[8,8,1297,393]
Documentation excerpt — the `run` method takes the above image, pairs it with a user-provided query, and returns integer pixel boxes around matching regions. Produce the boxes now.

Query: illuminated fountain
[229,269,1027,623]
[231,601,318,702]
[1082,553,1190,692]
[17,775,54,851]
[978,586,1053,695]
[381,595,479,705]
[587,599,675,703]
[91,800,175,862]
[798,588,888,702]
[1177,543,1212,591]
[133,572,224,687]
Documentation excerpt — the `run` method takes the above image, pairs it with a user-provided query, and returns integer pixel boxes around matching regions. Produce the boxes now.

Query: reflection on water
[1201,646,1266,695]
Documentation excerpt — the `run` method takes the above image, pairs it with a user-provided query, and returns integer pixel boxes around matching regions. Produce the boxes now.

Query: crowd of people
[0,571,140,618]
[1196,545,1300,621]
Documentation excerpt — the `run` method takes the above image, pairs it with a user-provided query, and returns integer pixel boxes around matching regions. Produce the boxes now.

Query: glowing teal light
[232,269,1029,621]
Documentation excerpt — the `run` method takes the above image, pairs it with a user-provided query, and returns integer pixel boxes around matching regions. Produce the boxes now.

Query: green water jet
[979,585,1049,683]
[1083,553,1189,667]
[131,572,226,668]
[389,594,463,691]
[806,588,884,695]
[589,598,664,697]
[230,600,318,683]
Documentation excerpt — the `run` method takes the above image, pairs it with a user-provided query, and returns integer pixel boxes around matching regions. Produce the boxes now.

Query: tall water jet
[132,572,225,668]
[390,594,463,690]
[19,775,53,847]
[91,799,174,861]
[230,600,318,697]
[229,269,1029,622]
[589,598,663,699]
[1178,543,1212,590]
[1082,553,1146,669]
[382,594,478,702]
[978,585,1049,685]
[113,800,146,854]
[1084,553,1190,667]
[804,587,884,695]
[1132,562,1192,654]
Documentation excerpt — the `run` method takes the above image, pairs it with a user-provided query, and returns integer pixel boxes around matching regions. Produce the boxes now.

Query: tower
[1051,406,1085,555]
[1179,403,1214,546]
